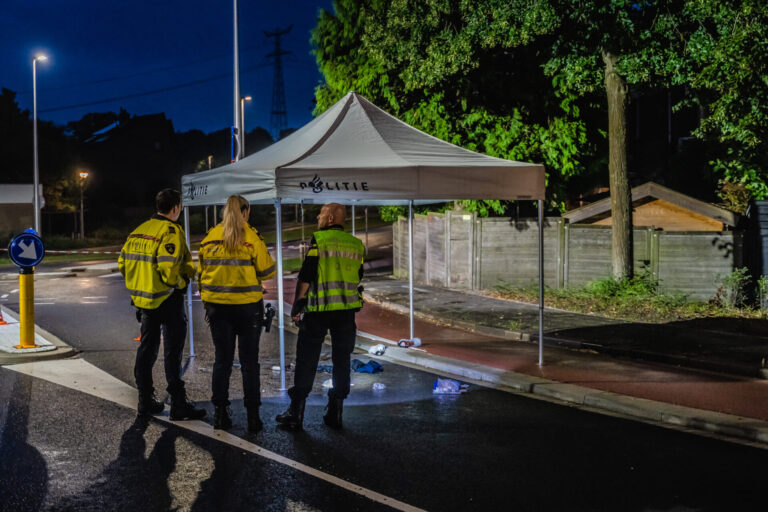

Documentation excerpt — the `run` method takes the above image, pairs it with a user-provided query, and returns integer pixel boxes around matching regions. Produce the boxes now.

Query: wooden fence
[393,211,742,300]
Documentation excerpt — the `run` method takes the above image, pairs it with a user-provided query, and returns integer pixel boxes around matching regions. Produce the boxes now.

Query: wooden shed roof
[563,182,738,227]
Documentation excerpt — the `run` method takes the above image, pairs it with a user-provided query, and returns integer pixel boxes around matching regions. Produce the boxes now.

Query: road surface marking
[82,296,107,299]
[1,294,7,299]
[34,302,55,305]
[81,301,108,304]
[98,273,123,278]
[6,358,427,512]
[10,289,18,294]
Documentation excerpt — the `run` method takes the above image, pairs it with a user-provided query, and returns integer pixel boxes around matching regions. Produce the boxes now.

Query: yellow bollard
[16,268,37,349]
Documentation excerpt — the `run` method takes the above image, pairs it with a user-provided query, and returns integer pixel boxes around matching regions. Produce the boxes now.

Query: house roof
[563,182,738,227]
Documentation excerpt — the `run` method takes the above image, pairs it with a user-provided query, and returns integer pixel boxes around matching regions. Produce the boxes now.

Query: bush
[715,267,751,309]
[587,269,658,299]
[758,275,768,310]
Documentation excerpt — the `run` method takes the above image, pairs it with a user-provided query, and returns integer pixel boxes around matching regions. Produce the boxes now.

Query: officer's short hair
[156,188,181,214]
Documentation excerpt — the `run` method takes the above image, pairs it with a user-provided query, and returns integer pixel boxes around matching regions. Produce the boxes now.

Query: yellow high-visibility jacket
[118,215,195,309]
[198,223,276,304]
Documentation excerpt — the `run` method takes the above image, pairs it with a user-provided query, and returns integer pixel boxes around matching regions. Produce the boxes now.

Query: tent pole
[408,200,415,340]
[365,207,368,249]
[300,200,305,249]
[275,199,286,390]
[351,204,355,235]
[184,206,195,358]
[538,199,544,366]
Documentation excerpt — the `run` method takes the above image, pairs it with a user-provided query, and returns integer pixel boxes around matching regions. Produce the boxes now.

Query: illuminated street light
[78,171,89,240]
[240,95,252,159]
[32,54,48,234]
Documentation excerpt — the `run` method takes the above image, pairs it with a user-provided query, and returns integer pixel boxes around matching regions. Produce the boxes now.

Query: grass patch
[492,272,767,323]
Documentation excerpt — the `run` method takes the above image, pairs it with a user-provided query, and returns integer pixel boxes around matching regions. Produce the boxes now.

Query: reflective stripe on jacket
[306,229,364,312]
[118,216,194,309]
[198,223,276,304]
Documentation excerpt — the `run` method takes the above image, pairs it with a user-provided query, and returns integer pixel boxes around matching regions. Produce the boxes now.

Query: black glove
[290,298,308,317]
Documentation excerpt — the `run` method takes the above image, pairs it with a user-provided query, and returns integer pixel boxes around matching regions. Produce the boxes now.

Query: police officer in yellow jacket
[198,195,276,432]
[118,188,205,420]
[276,203,364,431]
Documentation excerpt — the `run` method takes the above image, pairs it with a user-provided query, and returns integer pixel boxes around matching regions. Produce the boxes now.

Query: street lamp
[78,171,89,240]
[239,95,251,159]
[32,54,48,234]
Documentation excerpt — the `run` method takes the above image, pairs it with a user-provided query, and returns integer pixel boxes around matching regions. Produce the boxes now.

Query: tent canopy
[181,92,545,206]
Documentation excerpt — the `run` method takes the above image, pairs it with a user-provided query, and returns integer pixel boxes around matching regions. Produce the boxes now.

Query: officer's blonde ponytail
[221,195,249,252]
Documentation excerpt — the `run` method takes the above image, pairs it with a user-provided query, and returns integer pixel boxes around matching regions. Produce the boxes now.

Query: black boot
[275,399,305,431]
[213,406,232,430]
[247,407,263,433]
[137,391,164,417]
[323,398,344,429]
[170,394,207,421]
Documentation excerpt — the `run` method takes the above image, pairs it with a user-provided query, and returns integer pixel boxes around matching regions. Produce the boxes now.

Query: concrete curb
[349,333,768,447]
[0,311,78,365]
[276,305,768,446]
[362,293,766,379]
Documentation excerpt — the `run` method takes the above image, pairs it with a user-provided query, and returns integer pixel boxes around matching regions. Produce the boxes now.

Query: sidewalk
[362,277,768,379]
[278,273,768,446]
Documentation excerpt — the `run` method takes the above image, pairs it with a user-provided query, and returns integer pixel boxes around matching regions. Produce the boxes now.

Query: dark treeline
[0,88,273,238]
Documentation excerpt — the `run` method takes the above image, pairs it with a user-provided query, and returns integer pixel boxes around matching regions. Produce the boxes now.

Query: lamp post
[240,95,251,158]
[32,54,48,234]
[78,171,89,239]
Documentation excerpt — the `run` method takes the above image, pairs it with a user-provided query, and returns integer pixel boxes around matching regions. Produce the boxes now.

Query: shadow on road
[51,416,178,511]
[0,374,49,512]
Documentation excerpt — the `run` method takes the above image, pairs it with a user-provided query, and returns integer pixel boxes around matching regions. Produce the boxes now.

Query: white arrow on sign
[19,240,38,260]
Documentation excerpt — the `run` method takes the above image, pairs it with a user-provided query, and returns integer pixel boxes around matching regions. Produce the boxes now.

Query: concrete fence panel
[391,213,740,301]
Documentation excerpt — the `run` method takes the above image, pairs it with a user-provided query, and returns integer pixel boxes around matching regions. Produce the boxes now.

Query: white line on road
[5,358,426,512]
[81,301,108,304]
[1,294,7,299]
[34,302,55,305]
[98,273,123,278]
[10,289,18,294]
[82,296,107,299]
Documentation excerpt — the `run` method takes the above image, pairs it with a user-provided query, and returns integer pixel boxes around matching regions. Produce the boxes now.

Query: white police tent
[180,92,546,388]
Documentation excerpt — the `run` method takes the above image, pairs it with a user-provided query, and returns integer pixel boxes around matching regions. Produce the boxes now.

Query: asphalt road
[1,268,766,511]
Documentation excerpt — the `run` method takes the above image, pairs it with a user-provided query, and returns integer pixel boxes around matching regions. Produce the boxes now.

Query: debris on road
[372,382,386,391]
[433,378,468,395]
[397,337,422,348]
[351,359,383,374]
[368,343,387,355]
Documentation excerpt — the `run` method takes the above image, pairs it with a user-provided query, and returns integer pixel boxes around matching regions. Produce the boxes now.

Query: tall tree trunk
[603,49,633,280]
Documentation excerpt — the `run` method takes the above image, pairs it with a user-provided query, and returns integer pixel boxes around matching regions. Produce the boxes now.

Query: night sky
[0,0,334,135]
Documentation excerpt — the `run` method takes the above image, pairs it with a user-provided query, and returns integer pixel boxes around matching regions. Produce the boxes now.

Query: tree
[311,0,595,218]
[511,0,692,279]
[683,0,768,200]
[0,88,32,182]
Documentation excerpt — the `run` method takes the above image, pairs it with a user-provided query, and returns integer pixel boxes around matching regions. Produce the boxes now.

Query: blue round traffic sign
[8,230,45,268]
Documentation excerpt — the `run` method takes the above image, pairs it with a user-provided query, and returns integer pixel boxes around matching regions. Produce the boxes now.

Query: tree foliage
[311,0,594,215]
[683,0,768,199]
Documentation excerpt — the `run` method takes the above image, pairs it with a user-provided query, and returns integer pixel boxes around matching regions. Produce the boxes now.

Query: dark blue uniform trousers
[205,301,263,409]
[134,289,187,398]
[288,310,357,401]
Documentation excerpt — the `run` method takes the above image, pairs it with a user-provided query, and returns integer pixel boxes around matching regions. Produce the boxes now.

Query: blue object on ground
[317,365,333,373]
[350,359,383,374]
[433,378,468,394]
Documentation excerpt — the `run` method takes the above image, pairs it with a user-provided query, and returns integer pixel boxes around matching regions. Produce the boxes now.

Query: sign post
[7,229,45,349]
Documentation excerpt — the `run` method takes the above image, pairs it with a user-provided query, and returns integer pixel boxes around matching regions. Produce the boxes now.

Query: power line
[38,62,271,114]
[17,42,268,96]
